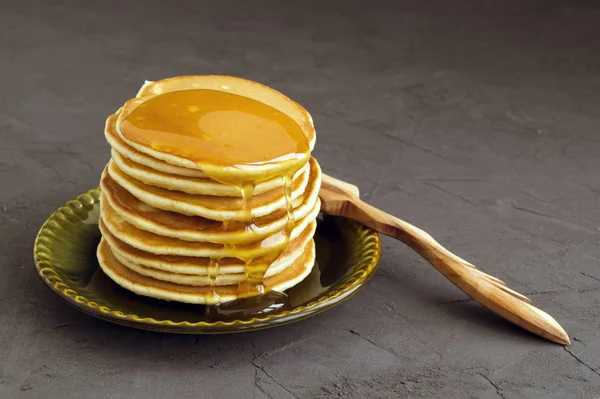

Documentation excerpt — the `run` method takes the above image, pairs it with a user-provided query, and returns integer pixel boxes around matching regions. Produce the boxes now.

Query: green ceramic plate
[33,188,381,334]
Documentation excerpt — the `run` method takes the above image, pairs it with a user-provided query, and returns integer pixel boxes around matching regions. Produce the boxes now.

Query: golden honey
[120,89,309,174]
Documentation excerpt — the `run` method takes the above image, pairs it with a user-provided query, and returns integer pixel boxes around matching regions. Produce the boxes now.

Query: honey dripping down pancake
[100,76,320,304]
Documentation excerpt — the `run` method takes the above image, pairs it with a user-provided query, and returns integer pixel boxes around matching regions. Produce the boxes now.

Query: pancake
[106,159,311,221]
[103,220,316,286]
[99,224,246,275]
[111,146,309,197]
[116,75,316,176]
[101,157,322,244]
[99,197,319,259]
[98,237,316,305]
[99,202,320,275]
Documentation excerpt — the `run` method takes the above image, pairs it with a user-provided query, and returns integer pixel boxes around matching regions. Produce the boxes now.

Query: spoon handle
[320,175,570,345]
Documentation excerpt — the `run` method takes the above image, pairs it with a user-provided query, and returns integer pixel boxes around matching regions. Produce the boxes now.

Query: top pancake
[114,75,316,183]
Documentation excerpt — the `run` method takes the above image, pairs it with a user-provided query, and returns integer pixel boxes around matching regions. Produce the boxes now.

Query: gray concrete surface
[1,0,600,398]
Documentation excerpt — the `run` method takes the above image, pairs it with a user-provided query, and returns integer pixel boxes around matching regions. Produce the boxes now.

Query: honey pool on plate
[33,188,381,333]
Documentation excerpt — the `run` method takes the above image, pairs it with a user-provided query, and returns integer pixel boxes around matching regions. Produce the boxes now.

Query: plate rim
[33,188,381,333]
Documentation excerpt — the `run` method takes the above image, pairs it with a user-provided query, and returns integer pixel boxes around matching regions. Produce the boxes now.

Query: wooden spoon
[319,173,570,345]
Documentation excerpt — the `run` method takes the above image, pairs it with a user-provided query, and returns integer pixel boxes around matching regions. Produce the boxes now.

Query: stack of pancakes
[97,76,322,305]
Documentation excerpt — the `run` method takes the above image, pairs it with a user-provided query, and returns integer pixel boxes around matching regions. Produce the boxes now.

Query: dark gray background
[1,1,599,398]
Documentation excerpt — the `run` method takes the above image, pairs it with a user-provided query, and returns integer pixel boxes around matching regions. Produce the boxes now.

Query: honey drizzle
[283,174,295,224]
[234,175,296,297]
[206,258,221,302]
[201,166,304,300]
[240,183,254,223]
[239,181,265,295]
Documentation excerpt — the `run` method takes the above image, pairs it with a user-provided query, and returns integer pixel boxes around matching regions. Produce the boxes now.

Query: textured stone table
[1,1,600,398]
